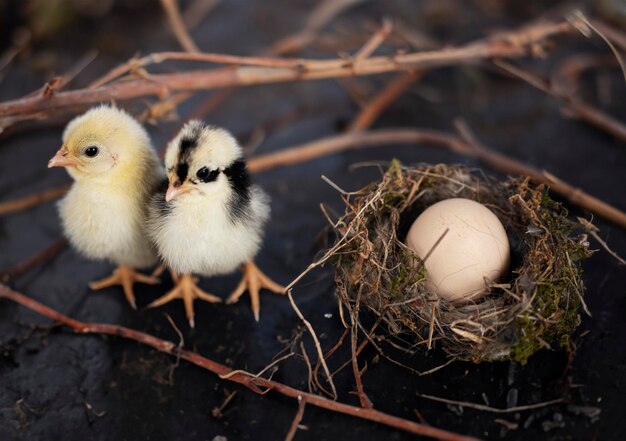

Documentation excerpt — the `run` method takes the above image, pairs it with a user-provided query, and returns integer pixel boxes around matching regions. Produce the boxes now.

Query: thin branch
[416,392,564,414]
[5,126,626,229]
[268,0,366,56]
[284,396,308,441]
[350,323,373,409]
[160,0,201,53]
[0,238,68,283]
[0,285,480,441]
[494,59,626,143]
[0,185,70,216]
[250,127,626,228]
[0,21,572,118]
[353,18,393,62]
[588,18,626,52]
[577,217,626,266]
[571,12,626,83]
[347,71,421,132]
[182,0,220,30]
[287,290,337,399]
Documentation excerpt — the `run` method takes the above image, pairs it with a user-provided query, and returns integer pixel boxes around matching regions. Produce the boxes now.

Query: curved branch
[0,285,479,441]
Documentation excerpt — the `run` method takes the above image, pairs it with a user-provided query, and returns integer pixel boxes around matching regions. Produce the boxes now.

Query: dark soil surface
[1,1,625,440]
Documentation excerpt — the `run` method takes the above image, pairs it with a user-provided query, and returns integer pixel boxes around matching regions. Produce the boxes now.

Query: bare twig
[416,392,564,414]
[51,50,99,94]
[351,322,373,409]
[5,126,626,228]
[353,18,393,62]
[571,12,626,83]
[164,313,184,383]
[0,28,31,79]
[248,127,626,229]
[160,0,201,53]
[494,59,626,143]
[577,217,626,266]
[0,21,572,118]
[0,285,480,441]
[588,18,626,52]
[300,342,314,394]
[0,185,70,216]
[347,71,421,132]
[212,390,237,419]
[269,0,366,56]
[284,396,308,441]
[287,290,337,399]
[0,238,68,283]
[554,53,617,95]
[182,0,220,30]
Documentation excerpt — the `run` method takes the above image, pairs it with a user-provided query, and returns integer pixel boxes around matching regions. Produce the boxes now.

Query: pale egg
[405,198,510,302]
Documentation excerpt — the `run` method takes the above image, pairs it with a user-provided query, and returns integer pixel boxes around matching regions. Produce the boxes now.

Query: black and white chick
[48,105,163,308]
[147,121,285,326]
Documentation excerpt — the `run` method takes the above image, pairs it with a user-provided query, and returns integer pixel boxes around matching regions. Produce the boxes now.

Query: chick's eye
[84,146,99,157]
[196,166,219,183]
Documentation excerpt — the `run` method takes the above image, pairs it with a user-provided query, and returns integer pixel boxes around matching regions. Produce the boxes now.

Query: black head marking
[154,177,172,217]
[175,163,189,182]
[223,159,252,223]
[178,122,205,162]
[179,137,197,155]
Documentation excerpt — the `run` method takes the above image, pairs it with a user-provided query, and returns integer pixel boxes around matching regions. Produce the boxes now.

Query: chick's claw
[147,272,222,328]
[89,265,160,310]
[226,260,286,322]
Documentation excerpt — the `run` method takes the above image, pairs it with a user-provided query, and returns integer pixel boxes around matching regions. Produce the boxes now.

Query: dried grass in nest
[330,161,592,363]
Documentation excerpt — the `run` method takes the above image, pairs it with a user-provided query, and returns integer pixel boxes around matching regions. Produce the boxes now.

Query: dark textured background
[1,1,625,440]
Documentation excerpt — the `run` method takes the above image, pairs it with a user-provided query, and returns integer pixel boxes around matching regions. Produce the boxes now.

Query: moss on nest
[330,162,592,364]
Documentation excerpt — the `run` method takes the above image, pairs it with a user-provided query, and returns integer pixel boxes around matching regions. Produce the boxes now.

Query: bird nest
[330,162,592,363]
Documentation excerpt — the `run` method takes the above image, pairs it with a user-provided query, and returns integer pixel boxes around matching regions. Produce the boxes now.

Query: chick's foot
[147,272,221,328]
[226,260,285,322]
[89,265,160,309]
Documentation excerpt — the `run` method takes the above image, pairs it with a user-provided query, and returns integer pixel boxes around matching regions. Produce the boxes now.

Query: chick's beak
[48,146,78,168]
[165,178,193,202]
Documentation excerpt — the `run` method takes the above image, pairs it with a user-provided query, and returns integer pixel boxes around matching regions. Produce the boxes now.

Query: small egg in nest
[328,161,592,363]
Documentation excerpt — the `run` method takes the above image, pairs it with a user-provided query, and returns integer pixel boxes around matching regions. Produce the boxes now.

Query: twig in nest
[351,320,373,408]
[0,285,479,441]
[284,396,308,441]
[577,217,626,266]
[287,290,337,399]
[160,0,200,53]
[0,238,68,284]
[416,392,564,414]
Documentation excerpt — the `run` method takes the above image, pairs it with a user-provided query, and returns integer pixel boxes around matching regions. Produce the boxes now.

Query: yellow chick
[48,105,163,308]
